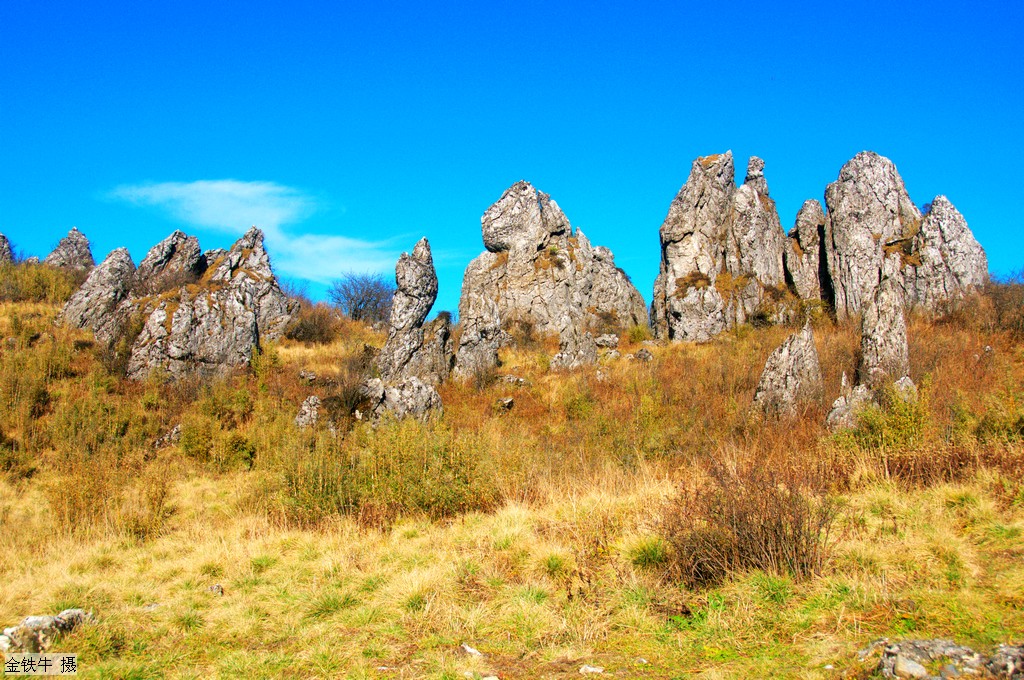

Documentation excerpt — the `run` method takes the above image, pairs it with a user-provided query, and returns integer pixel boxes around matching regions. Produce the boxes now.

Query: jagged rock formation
[0,233,12,264]
[43,227,94,270]
[904,196,988,309]
[784,200,828,303]
[859,256,911,388]
[456,181,647,376]
[752,324,824,416]
[826,258,914,430]
[124,227,296,380]
[824,152,922,320]
[376,238,453,385]
[652,154,789,342]
[362,238,449,421]
[823,152,987,318]
[58,248,136,345]
[134,230,205,293]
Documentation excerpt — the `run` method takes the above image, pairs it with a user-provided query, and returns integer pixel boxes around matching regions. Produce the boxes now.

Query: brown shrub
[662,456,837,588]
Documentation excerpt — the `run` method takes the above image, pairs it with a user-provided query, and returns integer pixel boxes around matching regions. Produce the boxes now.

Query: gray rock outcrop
[43,227,94,271]
[376,238,453,385]
[0,233,12,264]
[456,181,647,376]
[58,247,136,345]
[652,154,789,342]
[0,609,93,653]
[125,227,296,380]
[752,324,824,417]
[825,373,876,431]
[295,395,321,429]
[904,196,988,309]
[360,376,442,422]
[784,200,827,302]
[134,230,206,293]
[550,326,598,370]
[859,256,910,388]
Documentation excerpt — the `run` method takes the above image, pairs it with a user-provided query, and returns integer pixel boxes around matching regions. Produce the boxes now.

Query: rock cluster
[653,151,988,343]
[862,638,1024,679]
[752,324,824,417]
[0,609,93,653]
[59,227,295,380]
[43,227,94,271]
[362,238,448,421]
[0,232,12,264]
[456,181,647,377]
[824,152,987,318]
[651,154,789,342]
[125,227,296,380]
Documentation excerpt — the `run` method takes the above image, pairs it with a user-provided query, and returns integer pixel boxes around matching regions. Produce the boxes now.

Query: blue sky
[2,1,1021,315]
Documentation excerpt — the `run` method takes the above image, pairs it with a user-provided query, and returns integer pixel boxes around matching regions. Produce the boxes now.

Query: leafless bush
[662,457,837,589]
[328,272,395,325]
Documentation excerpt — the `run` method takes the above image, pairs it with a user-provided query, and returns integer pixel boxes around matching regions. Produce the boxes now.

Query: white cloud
[109,180,400,283]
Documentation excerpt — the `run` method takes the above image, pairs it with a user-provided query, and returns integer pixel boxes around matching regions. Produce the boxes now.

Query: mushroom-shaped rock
[824,152,921,319]
[58,247,136,345]
[135,230,205,293]
[752,324,824,417]
[457,181,646,376]
[43,227,94,271]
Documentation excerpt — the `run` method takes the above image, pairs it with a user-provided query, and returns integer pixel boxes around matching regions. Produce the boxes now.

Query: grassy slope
[0,293,1023,679]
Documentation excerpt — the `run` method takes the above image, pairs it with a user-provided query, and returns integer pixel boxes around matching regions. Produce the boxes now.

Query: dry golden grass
[1,289,1023,678]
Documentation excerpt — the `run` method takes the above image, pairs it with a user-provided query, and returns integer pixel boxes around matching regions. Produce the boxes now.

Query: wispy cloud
[109,180,400,283]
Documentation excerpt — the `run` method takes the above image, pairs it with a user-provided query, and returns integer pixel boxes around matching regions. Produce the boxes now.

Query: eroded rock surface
[824,152,922,319]
[0,609,93,653]
[0,233,12,264]
[135,230,205,293]
[361,377,442,422]
[457,181,647,375]
[859,256,910,388]
[652,154,789,342]
[904,196,988,309]
[376,238,453,385]
[58,247,136,345]
[43,227,94,271]
[125,227,296,380]
[784,200,827,302]
[753,324,824,417]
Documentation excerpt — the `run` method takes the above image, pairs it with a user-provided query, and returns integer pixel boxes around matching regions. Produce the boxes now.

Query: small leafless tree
[328,272,395,324]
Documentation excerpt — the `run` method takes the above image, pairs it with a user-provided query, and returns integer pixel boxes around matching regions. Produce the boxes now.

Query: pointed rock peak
[791,199,825,240]
[482,180,569,254]
[690,151,735,187]
[136,230,205,292]
[411,236,432,263]
[44,227,94,270]
[744,156,769,195]
[209,227,273,282]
